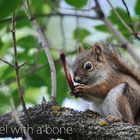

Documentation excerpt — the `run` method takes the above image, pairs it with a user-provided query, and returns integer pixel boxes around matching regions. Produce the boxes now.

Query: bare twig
[0,58,14,68]
[121,0,134,32]
[24,0,57,100]
[11,12,30,120]
[94,0,140,65]
[106,0,132,33]
[121,0,140,41]
[103,19,140,65]
[18,61,27,69]
[0,12,99,23]
[107,0,140,41]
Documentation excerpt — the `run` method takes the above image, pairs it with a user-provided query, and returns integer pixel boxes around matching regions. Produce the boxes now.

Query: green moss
[98,119,108,126]
[83,110,98,118]
[52,106,61,112]
[51,106,61,117]
[136,131,140,137]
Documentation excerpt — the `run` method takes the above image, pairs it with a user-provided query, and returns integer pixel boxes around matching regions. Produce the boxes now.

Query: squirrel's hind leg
[101,83,134,124]
[117,94,134,124]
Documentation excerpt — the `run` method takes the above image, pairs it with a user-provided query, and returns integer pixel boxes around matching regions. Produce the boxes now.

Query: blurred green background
[0,0,140,115]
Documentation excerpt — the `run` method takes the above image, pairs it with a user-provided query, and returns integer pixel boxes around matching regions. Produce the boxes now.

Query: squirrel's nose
[74,76,81,83]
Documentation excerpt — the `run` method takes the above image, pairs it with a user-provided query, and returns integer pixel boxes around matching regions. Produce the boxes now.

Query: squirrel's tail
[104,44,140,85]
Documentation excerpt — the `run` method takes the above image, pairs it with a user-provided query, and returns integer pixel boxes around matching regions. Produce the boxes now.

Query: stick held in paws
[60,52,74,91]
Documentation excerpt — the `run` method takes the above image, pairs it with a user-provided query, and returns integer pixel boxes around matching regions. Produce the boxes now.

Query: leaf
[0,39,2,47]
[108,7,131,38]
[25,88,40,105]
[0,0,22,19]
[73,28,90,42]
[65,0,88,8]
[25,74,46,87]
[135,0,140,15]
[11,89,20,107]
[17,36,37,51]
[37,51,48,64]
[0,92,9,114]
[0,44,10,58]
[94,24,108,32]
[0,92,9,105]
[108,7,129,24]
[0,66,15,81]
[30,0,51,12]
[16,36,38,63]
[55,64,69,105]
[15,12,31,29]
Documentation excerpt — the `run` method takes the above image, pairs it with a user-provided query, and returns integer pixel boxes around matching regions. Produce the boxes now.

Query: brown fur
[102,43,140,84]
[117,94,134,124]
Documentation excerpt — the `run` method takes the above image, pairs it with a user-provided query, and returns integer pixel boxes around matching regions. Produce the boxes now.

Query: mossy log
[0,101,140,140]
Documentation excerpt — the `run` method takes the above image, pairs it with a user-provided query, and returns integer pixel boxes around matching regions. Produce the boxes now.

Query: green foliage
[0,0,22,19]
[94,24,108,32]
[0,44,10,58]
[0,92,10,114]
[0,92,9,105]
[135,0,140,16]
[109,7,129,24]
[65,0,88,8]
[25,74,47,87]
[73,28,91,42]
[17,36,37,51]
[56,64,69,105]
[11,89,20,107]
[108,7,130,39]
[25,87,41,105]
[0,66,15,81]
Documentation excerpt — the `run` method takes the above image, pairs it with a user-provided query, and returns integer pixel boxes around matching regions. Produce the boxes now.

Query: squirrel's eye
[84,61,93,71]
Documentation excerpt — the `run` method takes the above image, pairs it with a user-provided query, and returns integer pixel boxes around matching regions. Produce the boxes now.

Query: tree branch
[11,13,30,121]
[0,58,14,68]
[23,1,57,100]
[107,0,132,34]
[121,0,140,41]
[94,0,140,65]
[0,12,99,23]
[103,18,140,65]
[0,101,140,139]
[107,0,140,41]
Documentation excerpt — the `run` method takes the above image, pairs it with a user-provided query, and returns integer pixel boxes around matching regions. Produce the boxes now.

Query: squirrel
[72,43,140,124]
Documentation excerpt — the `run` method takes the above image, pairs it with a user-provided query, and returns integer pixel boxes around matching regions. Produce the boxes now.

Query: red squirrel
[71,43,140,124]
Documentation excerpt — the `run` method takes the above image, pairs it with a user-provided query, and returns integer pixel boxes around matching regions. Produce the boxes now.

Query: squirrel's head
[73,43,111,85]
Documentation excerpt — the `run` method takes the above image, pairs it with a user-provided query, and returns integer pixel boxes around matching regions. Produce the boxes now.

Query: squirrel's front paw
[72,84,89,97]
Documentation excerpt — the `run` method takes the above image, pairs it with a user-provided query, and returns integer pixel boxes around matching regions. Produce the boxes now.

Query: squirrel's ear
[77,44,84,54]
[91,43,104,61]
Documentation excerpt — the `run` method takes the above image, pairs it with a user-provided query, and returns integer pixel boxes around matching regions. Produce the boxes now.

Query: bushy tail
[103,44,140,84]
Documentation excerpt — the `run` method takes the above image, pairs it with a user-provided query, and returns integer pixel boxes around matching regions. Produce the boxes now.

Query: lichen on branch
[0,101,140,140]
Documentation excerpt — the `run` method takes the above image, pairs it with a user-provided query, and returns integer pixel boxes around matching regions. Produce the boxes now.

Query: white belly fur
[89,83,126,117]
